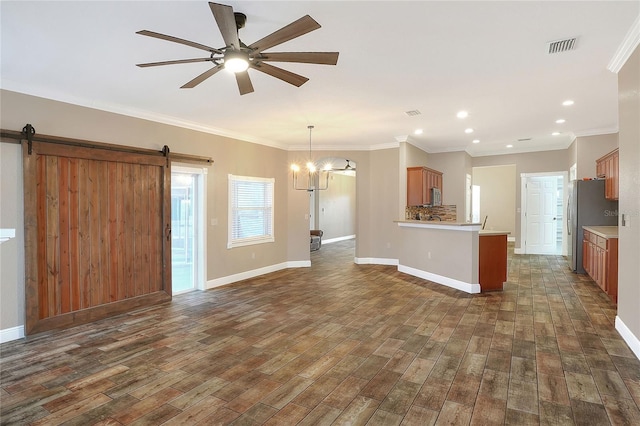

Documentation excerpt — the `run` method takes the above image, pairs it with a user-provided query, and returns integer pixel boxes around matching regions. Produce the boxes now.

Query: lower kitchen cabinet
[479,232,508,291]
[582,227,618,303]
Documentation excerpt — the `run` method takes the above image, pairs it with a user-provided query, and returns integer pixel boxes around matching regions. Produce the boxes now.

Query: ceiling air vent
[405,110,421,117]
[547,37,578,54]
[517,138,532,142]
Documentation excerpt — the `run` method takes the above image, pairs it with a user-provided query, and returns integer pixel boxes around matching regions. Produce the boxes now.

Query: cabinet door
[612,150,619,200]
[423,169,431,205]
[598,247,608,291]
[582,238,590,274]
[407,168,425,206]
[596,159,605,178]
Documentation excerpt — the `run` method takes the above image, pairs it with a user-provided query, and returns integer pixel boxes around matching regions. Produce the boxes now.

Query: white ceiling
[1,1,638,156]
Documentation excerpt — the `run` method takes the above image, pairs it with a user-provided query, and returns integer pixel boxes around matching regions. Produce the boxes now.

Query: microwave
[431,187,442,206]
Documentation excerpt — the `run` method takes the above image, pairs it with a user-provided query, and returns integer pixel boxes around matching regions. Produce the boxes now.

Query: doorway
[521,172,567,255]
[171,166,206,294]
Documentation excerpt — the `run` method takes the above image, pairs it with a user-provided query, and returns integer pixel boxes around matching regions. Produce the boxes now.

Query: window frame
[227,174,275,249]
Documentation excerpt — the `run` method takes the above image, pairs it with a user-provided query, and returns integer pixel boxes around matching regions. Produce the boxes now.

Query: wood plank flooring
[2,240,639,425]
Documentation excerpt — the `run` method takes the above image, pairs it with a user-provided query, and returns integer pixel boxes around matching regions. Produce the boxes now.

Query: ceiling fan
[333,159,356,172]
[136,2,339,95]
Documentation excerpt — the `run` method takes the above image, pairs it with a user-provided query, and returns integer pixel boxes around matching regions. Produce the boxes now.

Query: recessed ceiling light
[472,139,480,144]
[562,100,574,106]
[552,132,561,136]
[555,119,566,124]
[414,129,423,135]
[465,128,474,134]
[506,144,513,148]
[457,111,469,119]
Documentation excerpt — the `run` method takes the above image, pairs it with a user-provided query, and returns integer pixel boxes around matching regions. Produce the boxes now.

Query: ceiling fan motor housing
[234,12,246,29]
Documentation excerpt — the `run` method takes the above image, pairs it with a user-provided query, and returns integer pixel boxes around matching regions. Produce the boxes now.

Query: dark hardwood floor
[1,239,639,425]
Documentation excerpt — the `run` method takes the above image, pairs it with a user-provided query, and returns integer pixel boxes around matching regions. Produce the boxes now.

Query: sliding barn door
[23,140,171,335]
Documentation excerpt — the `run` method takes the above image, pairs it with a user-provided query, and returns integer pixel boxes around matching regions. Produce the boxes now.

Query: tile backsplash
[406,205,457,222]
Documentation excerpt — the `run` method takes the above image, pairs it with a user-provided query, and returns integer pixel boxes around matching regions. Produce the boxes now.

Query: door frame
[171,165,207,292]
[520,171,568,255]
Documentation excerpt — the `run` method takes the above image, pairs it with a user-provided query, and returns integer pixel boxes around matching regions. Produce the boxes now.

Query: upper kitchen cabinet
[596,148,619,200]
[407,166,443,206]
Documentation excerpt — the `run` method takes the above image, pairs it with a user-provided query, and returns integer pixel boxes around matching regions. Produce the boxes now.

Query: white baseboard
[514,247,524,254]
[205,261,310,290]
[0,325,25,343]
[322,235,356,245]
[615,316,640,361]
[354,257,398,266]
[398,264,481,294]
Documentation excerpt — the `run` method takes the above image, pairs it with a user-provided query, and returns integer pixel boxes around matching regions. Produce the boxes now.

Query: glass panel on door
[171,172,196,293]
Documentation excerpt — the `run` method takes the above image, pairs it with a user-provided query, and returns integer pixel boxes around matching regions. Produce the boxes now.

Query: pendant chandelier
[291,125,331,191]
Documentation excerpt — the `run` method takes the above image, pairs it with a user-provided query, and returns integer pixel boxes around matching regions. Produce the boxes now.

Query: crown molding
[287,141,399,152]
[573,127,619,138]
[0,84,288,150]
[608,15,640,73]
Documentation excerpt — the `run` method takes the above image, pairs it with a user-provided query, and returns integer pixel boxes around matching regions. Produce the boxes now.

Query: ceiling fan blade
[180,64,224,88]
[258,52,339,65]
[136,58,217,68]
[249,15,321,53]
[235,71,254,95]
[209,2,241,50]
[251,62,309,87]
[136,30,222,53]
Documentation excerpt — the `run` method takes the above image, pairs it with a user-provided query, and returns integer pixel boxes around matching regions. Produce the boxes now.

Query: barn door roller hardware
[22,124,36,155]
[161,145,170,167]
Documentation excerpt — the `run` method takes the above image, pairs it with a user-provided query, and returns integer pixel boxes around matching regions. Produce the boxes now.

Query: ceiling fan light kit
[136,2,339,95]
[224,50,249,73]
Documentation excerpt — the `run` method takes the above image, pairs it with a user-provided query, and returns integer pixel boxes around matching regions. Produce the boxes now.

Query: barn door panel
[23,140,171,335]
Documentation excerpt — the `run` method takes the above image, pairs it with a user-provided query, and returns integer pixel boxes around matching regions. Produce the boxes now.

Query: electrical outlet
[428,252,431,259]
[251,252,255,259]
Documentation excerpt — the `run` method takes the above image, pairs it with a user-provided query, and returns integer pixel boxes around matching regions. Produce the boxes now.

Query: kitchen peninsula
[396,220,508,293]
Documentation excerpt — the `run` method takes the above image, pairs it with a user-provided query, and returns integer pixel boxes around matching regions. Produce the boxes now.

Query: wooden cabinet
[596,148,619,200]
[582,228,618,303]
[479,233,507,291]
[407,166,443,206]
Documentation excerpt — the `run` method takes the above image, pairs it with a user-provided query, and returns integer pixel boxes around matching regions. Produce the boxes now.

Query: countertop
[479,230,510,236]
[396,220,482,232]
[583,226,618,239]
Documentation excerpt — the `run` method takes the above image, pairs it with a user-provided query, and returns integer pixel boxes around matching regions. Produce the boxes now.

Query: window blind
[228,174,275,248]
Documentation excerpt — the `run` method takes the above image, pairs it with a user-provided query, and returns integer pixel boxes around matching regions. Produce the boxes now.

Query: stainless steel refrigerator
[567,179,618,273]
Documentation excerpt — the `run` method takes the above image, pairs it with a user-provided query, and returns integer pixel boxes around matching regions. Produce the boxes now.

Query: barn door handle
[166,224,171,241]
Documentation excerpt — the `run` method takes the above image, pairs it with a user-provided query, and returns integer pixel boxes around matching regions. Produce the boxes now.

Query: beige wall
[428,151,472,222]
[617,45,640,351]
[567,138,578,172]
[472,165,517,235]
[399,226,479,285]
[319,173,356,240]
[0,142,25,333]
[472,149,569,248]
[574,133,619,179]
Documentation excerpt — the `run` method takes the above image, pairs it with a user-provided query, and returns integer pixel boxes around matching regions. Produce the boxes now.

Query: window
[228,174,275,248]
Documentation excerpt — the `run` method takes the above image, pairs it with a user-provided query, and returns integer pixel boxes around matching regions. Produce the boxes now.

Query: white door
[171,166,206,293]
[525,176,558,254]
